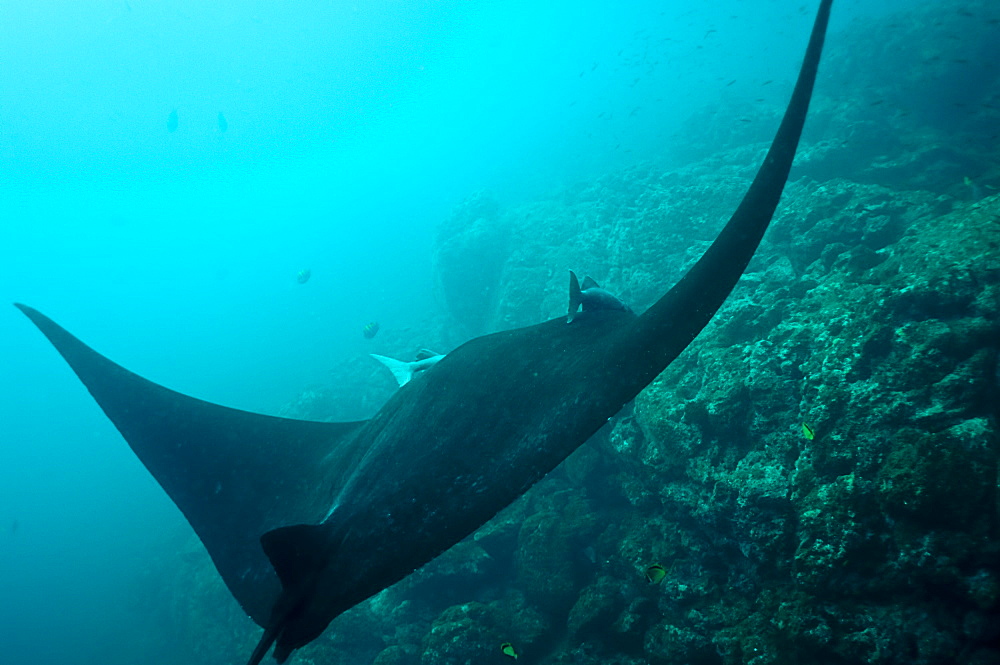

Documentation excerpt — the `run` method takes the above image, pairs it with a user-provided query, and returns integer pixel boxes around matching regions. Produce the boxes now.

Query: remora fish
[567,270,632,323]
[371,351,445,387]
[15,2,833,663]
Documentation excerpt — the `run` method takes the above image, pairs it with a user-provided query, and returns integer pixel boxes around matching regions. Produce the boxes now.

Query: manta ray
[17,2,833,662]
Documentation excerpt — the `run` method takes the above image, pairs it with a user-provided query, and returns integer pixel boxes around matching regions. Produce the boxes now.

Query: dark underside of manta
[17,1,834,663]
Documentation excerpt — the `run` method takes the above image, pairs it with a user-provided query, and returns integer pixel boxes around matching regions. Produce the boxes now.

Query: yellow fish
[500,642,518,659]
[645,563,667,584]
[802,422,815,440]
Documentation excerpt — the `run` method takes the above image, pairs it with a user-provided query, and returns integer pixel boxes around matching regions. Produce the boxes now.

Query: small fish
[802,423,815,440]
[963,176,984,200]
[10,519,18,535]
[218,111,228,133]
[500,642,518,659]
[167,109,179,132]
[567,271,632,323]
[296,268,311,284]
[645,563,666,584]
[363,321,380,339]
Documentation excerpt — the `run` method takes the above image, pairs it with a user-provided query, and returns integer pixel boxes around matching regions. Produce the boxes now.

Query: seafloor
[128,2,999,664]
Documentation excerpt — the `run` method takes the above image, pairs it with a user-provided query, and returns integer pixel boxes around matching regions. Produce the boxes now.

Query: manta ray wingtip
[13,303,55,330]
[13,303,52,328]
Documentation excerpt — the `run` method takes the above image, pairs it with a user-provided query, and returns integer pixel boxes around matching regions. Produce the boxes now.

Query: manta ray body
[17,2,833,662]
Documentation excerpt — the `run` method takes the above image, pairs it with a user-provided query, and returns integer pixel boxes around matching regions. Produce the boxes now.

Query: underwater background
[1,0,998,664]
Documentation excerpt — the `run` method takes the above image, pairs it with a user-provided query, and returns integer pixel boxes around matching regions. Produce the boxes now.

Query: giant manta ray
[17,2,833,663]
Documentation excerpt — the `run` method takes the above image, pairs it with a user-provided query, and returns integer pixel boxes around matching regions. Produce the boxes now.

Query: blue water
[0,1,919,663]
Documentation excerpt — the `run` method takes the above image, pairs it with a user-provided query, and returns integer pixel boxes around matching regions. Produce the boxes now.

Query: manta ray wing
[15,304,368,625]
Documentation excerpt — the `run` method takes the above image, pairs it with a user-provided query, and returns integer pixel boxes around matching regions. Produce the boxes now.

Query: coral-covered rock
[421,597,548,665]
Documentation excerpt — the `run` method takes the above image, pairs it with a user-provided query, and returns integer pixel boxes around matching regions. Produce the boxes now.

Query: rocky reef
[381,179,998,665]
[126,2,999,664]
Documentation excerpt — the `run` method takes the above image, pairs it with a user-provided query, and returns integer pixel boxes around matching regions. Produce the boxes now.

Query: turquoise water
[0,1,944,664]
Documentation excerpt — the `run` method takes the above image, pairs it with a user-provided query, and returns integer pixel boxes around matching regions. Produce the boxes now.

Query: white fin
[370,354,416,387]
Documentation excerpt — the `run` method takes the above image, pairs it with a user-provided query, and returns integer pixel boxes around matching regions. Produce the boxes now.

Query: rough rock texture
[433,191,510,335]
[625,188,1000,665]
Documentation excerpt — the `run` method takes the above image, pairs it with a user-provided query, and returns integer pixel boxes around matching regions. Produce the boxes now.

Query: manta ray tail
[247,625,280,665]
[14,303,369,627]
[244,524,333,665]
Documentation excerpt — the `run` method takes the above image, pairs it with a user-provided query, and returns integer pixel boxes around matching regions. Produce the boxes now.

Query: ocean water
[1,1,994,665]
